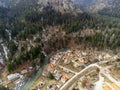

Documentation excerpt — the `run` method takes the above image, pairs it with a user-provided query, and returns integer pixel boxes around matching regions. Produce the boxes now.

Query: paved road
[60,63,100,90]
[102,72,120,88]
[58,65,77,74]
[94,72,104,90]
[99,65,120,88]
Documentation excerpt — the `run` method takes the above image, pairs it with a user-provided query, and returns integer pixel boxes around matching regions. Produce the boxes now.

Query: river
[20,51,48,90]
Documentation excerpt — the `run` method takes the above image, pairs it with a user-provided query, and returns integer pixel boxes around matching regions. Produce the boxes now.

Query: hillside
[37,0,81,13]
[0,0,119,58]
[37,0,120,18]
[0,0,120,90]
[0,0,119,62]
[72,0,111,12]
[98,0,120,18]
[72,0,120,18]
[1,0,120,18]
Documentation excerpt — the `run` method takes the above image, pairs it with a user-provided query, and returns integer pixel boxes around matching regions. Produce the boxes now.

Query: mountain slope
[37,0,120,17]
[72,0,111,12]
[1,0,120,18]
[72,0,120,17]
[38,0,93,12]
[98,0,120,18]
[37,0,81,13]
[0,0,20,7]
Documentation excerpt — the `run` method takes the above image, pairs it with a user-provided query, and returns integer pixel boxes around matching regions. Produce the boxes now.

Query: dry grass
[14,60,32,73]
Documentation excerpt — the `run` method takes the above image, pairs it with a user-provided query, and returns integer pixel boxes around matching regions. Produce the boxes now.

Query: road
[102,72,120,88]
[59,61,120,90]
[58,65,77,74]
[60,63,100,90]
[99,65,120,88]
[94,72,104,90]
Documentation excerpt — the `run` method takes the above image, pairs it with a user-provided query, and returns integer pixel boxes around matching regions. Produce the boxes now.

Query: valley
[0,0,120,90]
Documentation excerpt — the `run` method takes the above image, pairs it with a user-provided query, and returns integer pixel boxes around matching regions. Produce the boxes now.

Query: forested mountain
[0,0,20,7]
[72,0,111,12]
[0,1,120,90]
[0,0,120,72]
[37,0,81,13]
[0,0,120,18]
[37,0,120,17]
[0,0,120,47]
[98,0,120,18]
[72,0,120,18]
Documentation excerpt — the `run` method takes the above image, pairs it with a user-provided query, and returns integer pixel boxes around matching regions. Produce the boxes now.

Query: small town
[0,0,120,90]
[1,49,119,90]
[31,49,120,90]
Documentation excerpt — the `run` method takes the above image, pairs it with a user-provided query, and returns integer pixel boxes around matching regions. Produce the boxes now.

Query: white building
[7,73,21,80]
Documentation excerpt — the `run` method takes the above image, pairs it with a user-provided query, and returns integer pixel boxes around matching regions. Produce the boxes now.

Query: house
[51,60,57,65]
[98,55,103,60]
[104,54,111,59]
[49,63,55,68]
[61,75,68,83]
[37,81,45,88]
[77,60,84,64]
[42,68,48,76]
[47,84,59,90]
[83,58,88,63]
[64,59,70,65]
[73,63,79,68]
[28,66,33,71]
[7,73,21,80]
[113,55,119,60]
[54,70,62,80]
[47,63,56,73]
[21,69,28,74]
[53,55,61,61]
[82,51,87,56]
